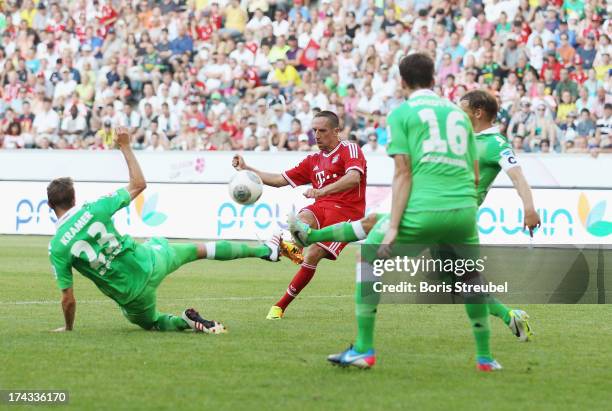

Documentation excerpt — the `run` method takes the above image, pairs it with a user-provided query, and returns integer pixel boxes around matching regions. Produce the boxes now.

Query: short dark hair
[314,110,339,128]
[399,53,435,89]
[460,89,499,122]
[47,177,75,211]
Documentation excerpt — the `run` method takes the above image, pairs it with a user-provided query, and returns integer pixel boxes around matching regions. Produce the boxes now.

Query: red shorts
[300,203,364,260]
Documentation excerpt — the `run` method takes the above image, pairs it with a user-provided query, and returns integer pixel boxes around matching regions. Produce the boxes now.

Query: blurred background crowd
[0,0,610,153]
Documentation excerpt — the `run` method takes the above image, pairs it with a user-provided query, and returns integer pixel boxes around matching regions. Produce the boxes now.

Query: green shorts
[363,207,479,262]
[120,238,198,330]
[359,208,482,303]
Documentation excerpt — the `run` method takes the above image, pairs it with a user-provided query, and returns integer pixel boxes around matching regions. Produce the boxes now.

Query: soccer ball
[228,170,263,205]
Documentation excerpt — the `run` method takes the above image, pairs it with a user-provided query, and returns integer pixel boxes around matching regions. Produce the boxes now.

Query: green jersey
[475,126,520,205]
[48,188,153,305]
[386,89,478,212]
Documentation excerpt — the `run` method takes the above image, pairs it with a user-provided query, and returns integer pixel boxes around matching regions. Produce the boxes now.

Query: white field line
[0,294,353,306]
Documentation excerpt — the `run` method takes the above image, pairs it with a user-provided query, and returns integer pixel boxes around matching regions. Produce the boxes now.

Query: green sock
[207,241,269,260]
[464,303,492,360]
[155,314,190,331]
[354,282,378,353]
[308,221,366,243]
[488,297,512,325]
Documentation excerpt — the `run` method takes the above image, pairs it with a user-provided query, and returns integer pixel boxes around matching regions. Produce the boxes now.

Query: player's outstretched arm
[53,287,76,332]
[304,170,361,199]
[115,127,147,200]
[506,167,541,236]
[379,155,412,257]
[232,154,289,187]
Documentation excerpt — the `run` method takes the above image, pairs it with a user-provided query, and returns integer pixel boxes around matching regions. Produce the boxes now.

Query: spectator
[591,88,612,119]
[356,85,383,122]
[145,132,168,151]
[285,134,299,151]
[362,132,383,153]
[169,25,194,58]
[558,33,576,64]
[527,102,557,151]
[593,52,611,81]
[209,93,228,117]
[267,84,287,108]
[500,34,524,71]
[575,88,593,112]
[157,102,179,141]
[298,134,311,151]
[60,105,87,146]
[3,121,24,149]
[540,138,551,153]
[221,0,247,39]
[508,98,535,140]
[272,9,290,38]
[32,97,60,147]
[268,58,302,92]
[475,12,495,40]
[576,34,597,69]
[270,104,293,136]
[555,68,579,102]
[246,8,272,33]
[576,109,596,139]
[557,90,577,122]
[595,104,612,151]
[95,120,114,149]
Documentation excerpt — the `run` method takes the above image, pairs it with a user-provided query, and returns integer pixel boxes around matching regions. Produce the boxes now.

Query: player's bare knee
[304,245,327,266]
[298,210,318,229]
[361,214,378,233]
[196,244,207,259]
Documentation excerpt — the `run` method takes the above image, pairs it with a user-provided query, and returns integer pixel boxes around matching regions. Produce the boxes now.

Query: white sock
[351,221,367,240]
[205,242,216,259]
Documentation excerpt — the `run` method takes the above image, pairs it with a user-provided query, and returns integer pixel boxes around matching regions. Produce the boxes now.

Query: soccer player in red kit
[232,111,367,319]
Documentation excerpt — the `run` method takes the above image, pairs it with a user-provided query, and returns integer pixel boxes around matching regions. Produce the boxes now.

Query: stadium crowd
[0,0,610,153]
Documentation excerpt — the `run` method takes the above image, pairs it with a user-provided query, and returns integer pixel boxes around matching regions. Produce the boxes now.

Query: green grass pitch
[1,235,611,411]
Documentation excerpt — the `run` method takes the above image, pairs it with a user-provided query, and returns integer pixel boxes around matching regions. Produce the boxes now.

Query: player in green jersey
[290,53,500,370]
[459,89,541,341]
[48,128,288,334]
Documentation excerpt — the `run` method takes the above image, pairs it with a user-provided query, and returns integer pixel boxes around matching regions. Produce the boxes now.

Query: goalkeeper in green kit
[48,128,287,334]
[289,55,540,370]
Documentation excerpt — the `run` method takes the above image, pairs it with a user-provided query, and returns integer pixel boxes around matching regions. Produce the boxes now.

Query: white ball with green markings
[228,170,263,205]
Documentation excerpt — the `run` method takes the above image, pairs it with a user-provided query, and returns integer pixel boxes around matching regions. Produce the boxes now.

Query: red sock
[275,263,317,311]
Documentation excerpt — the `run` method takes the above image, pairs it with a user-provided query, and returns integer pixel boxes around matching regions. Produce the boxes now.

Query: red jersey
[245,41,258,56]
[211,13,223,29]
[75,26,87,43]
[46,21,66,35]
[282,140,367,214]
[99,5,118,27]
[519,23,531,44]
[570,70,587,85]
[195,24,214,41]
[245,67,261,87]
[582,26,600,41]
[540,61,562,81]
